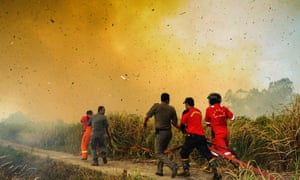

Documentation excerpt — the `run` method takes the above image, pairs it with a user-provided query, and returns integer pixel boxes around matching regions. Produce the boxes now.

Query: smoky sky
[0,0,299,122]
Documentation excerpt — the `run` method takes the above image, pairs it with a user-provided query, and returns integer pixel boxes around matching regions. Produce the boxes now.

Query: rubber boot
[155,161,164,176]
[171,164,178,178]
[92,158,99,166]
[209,158,221,180]
[202,162,212,173]
[177,159,190,177]
[100,152,107,164]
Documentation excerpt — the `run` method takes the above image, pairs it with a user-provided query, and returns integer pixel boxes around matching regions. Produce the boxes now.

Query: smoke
[223,78,296,118]
[0,0,299,122]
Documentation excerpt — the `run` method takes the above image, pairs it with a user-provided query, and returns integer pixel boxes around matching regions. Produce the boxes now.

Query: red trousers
[211,126,232,156]
[81,126,91,159]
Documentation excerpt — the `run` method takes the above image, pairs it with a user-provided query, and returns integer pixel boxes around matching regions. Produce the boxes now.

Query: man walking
[178,97,221,180]
[144,92,179,178]
[88,106,112,166]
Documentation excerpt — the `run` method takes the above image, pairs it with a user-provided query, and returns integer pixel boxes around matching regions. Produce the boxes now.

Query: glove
[180,124,187,134]
[182,109,189,115]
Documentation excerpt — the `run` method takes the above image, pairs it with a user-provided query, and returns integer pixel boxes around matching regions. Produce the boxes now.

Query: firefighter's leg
[202,162,213,173]
[178,135,194,176]
[177,158,190,176]
[81,130,91,160]
[196,135,221,179]
[209,158,222,180]
[81,132,88,160]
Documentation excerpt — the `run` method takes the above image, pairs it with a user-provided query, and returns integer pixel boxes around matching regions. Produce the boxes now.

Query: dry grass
[228,95,300,179]
[0,96,299,179]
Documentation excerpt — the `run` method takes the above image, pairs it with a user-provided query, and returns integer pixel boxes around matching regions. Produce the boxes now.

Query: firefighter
[205,93,235,157]
[177,97,221,179]
[144,92,179,178]
[80,110,93,160]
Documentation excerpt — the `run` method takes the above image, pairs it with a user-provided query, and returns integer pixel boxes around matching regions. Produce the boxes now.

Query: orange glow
[0,0,299,121]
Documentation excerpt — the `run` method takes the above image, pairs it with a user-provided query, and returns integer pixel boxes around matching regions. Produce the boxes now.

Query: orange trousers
[81,126,91,159]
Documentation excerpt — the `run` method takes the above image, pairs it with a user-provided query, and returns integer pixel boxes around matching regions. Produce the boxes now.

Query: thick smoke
[223,78,296,118]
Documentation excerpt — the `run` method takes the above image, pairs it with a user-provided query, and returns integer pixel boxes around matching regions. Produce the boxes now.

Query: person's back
[206,103,233,127]
[205,93,234,156]
[89,106,111,166]
[90,113,108,138]
[181,107,205,136]
[144,92,178,178]
[148,102,177,130]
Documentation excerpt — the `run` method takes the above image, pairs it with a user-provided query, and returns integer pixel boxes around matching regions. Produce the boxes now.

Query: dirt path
[0,139,214,180]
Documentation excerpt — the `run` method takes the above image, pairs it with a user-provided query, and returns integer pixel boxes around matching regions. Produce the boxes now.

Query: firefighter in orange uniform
[205,93,235,157]
[80,110,93,160]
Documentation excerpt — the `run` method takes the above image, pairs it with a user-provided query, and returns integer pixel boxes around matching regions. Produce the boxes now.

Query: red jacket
[80,115,91,131]
[181,107,205,136]
[205,103,234,128]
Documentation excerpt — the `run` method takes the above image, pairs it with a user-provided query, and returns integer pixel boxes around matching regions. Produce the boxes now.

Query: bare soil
[0,139,214,180]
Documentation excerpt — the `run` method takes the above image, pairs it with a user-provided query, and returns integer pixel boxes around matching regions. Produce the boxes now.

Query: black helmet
[207,93,222,105]
[183,97,194,106]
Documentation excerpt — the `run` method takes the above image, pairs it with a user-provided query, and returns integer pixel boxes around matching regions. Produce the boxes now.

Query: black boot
[92,158,99,166]
[209,158,221,180]
[182,159,190,177]
[101,152,107,164]
[177,159,190,177]
[171,164,178,178]
[155,161,164,176]
[102,157,107,164]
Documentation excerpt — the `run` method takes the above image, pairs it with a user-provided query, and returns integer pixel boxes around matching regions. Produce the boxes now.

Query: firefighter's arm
[180,123,187,134]
[205,115,211,127]
[179,109,189,133]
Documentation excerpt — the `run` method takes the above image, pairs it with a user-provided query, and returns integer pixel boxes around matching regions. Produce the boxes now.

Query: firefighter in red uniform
[205,93,235,157]
[80,110,93,160]
[178,97,221,180]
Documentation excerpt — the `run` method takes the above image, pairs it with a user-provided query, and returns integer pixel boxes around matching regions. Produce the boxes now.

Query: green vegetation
[0,95,299,179]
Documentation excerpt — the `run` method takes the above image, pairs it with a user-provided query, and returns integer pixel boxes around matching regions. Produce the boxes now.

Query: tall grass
[257,96,300,172]
[229,95,300,178]
[108,113,153,159]
[108,112,184,160]
[0,96,299,178]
